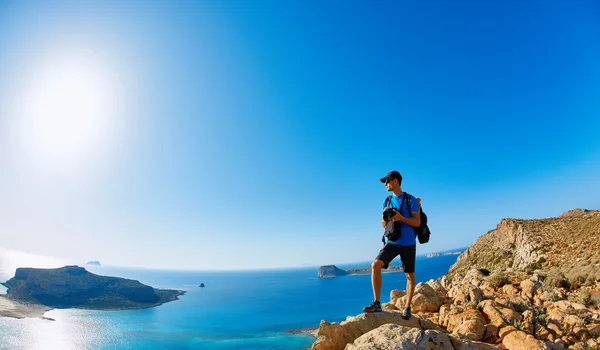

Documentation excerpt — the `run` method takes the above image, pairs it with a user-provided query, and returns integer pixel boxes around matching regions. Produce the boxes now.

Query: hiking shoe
[362,301,382,313]
[401,306,411,320]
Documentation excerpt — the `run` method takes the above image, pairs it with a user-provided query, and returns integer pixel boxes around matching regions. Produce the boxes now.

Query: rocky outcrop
[1,266,185,310]
[448,210,600,282]
[318,265,349,278]
[310,209,600,350]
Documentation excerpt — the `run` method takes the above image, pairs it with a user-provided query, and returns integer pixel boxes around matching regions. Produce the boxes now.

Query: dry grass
[488,272,510,289]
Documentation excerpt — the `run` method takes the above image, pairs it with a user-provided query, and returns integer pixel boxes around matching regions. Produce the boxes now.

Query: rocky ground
[309,209,600,349]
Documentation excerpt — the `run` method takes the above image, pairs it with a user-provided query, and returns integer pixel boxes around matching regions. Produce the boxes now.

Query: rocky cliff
[1,265,185,310]
[310,209,600,349]
[448,209,600,283]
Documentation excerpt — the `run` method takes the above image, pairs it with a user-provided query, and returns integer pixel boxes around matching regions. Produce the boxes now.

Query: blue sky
[0,0,598,270]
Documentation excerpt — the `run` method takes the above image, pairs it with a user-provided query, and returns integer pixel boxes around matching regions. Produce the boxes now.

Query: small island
[318,265,349,278]
[0,266,185,316]
[86,261,101,266]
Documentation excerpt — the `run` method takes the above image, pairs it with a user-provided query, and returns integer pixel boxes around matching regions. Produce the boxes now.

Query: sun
[7,49,123,175]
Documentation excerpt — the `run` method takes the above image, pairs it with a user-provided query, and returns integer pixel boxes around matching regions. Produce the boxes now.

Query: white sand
[0,295,52,319]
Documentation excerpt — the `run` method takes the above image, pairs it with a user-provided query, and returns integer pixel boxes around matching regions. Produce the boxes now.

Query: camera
[382,208,396,222]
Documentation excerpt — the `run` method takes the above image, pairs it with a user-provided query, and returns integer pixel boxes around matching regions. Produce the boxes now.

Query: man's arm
[392,211,421,227]
[391,196,421,227]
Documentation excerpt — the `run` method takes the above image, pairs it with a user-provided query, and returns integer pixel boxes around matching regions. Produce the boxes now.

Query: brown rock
[440,275,452,290]
[311,311,421,350]
[499,325,518,340]
[564,314,582,328]
[521,310,535,334]
[503,284,520,296]
[520,279,541,300]
[548,308,567,335]
[426,279,448,297]
[553,300,587,311]
[462,268,486,287]
[439,304,451,327]
[483,324,499,343]
[345,324,455,350]
[502,329,550,349]
[572,326,589,339]
[399,282,442,312]
[450,308,486,341]
[568,342,588,350]
[586,338,600,348]
[586,323,600,337]
[480,299,522,328]
[535,323,553,342]
[389,289,405,306]
[448,334,501,349]
[448,284,484,306]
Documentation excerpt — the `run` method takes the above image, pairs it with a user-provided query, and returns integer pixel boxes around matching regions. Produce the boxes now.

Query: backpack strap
[402,193,411,217]
[385,195,392,208]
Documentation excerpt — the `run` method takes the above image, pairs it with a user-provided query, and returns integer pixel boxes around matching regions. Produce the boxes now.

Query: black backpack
[382,193,431,244]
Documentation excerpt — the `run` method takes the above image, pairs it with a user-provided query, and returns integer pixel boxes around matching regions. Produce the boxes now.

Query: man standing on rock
[362,170,420,319]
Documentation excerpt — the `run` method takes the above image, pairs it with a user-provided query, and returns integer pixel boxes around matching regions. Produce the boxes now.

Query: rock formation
[310,209,600,349]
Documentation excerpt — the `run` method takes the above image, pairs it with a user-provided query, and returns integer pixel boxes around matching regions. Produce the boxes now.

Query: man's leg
[371,259,385,302]
[398,244,416,319]
[405,272,415,308]
[363,244,397,313]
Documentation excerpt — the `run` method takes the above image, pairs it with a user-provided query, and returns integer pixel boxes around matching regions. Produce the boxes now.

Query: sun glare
[8,49,123,175]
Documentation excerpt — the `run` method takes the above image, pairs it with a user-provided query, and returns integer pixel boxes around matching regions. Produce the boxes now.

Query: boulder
[439,307,486,341]
[521,309,535,334]
[502,329,550,349]
[502,284,519,296]
[520,279,541,300]
[345,324,455,350]
[479,299,521,328]
[311,311,422,350]
[398,282,442,312]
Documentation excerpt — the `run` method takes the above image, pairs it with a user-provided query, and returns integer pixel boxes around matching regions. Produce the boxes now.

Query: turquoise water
[0,253,461,349]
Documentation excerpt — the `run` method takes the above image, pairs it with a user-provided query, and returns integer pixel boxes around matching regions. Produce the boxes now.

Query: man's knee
[372,260,384,271]
[406,272,415,282]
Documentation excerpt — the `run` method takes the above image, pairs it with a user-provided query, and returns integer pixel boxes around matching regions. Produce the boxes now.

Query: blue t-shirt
[382,193,419,246]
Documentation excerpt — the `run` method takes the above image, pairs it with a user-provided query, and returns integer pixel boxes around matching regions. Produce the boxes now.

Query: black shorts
[375,243,416,273]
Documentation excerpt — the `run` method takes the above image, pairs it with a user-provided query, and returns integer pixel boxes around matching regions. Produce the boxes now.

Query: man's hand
[381,219,387,228]
[390,209,405,222]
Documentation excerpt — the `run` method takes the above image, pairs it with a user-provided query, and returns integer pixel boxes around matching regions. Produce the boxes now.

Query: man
[362,170,421,320]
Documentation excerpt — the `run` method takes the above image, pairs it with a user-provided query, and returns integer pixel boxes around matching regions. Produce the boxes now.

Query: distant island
[426,251,463,258]
[318,250,466,278]
[0,266,185,314]
[86,261,101,266]
[318,264,404,278]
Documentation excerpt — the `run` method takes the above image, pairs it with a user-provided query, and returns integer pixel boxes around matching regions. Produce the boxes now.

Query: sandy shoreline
[0,295,53,320]
[287,326,319,337]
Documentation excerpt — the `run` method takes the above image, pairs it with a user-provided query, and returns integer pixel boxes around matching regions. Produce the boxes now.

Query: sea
[0,250,463,350]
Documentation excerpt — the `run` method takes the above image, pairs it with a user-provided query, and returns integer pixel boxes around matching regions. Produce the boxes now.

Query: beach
[0,295,52,320]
